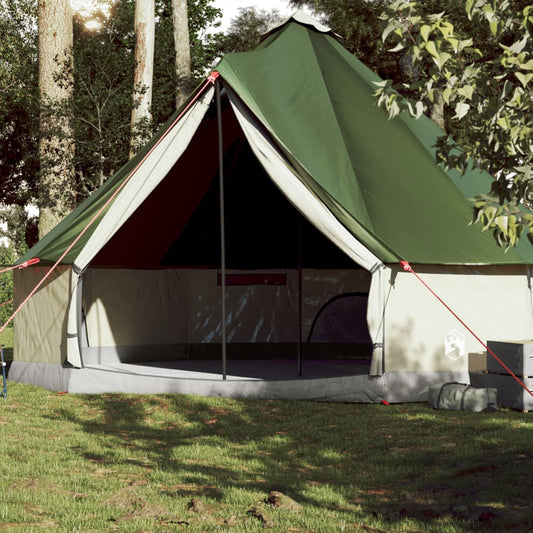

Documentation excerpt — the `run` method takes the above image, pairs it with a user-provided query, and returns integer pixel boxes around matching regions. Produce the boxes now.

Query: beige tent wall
[13,266,72,364]
[384,264,533,373]
[82,267,370,351]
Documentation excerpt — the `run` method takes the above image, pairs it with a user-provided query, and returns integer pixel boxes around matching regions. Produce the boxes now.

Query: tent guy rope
[400,260,533,398]
[0,257,40,275]
[0,75,219,338]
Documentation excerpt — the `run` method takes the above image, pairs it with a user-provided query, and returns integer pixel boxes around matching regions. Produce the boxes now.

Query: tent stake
[216,80,227,380]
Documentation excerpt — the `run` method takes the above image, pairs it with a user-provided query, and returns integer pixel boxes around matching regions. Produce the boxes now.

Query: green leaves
[378,0,533,248]
[454,102,470,119]
[515,72,533,88]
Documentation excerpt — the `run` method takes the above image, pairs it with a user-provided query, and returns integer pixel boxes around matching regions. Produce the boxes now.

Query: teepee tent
[9,12,533,401]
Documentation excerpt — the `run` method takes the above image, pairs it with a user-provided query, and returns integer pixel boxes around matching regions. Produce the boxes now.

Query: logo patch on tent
[444,329,465,360]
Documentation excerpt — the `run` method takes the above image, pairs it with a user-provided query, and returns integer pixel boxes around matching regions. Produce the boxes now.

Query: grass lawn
[0,380,532,532]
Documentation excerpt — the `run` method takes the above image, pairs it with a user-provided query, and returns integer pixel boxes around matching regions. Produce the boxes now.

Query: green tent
[10,12,533,401]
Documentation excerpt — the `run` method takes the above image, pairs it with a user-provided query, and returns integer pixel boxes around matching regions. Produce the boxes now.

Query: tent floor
[70,358,386,402]
[8,359,470,403]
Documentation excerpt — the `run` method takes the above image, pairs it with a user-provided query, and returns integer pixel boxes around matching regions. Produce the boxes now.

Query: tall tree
[213,7,284,55]
[172,0,191,107]
[130,0,155,156]
[38,0,76,237]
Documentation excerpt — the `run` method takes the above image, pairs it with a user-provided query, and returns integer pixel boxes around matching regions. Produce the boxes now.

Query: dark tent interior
[85,96,372,367]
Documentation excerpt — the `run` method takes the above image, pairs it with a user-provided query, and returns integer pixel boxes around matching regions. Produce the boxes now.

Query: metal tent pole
[297,213,302,377]
[216,80,227,380]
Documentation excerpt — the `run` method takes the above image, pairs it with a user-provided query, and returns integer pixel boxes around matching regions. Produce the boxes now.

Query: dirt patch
[101,480,147,511]
[9,478,65,495]
[266,490,301,511]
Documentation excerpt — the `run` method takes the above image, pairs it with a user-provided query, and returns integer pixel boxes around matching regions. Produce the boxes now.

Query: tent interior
[80,91,373,379]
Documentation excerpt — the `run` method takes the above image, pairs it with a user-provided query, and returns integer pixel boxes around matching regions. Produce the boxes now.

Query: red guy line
[0,258,40,275]
[400,260,533,398]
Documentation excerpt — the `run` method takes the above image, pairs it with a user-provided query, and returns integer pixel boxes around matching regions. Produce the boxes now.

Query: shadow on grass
[51,395,533,530]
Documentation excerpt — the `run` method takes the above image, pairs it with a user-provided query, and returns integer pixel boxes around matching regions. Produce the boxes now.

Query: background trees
[0,0,221,254]
[72,0,220,196]
[0,0,39,251]
[214,7,284,55]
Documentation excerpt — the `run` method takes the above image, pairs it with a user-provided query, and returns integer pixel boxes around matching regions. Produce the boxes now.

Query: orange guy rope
[0,74,219,336]
[400,260,533,398]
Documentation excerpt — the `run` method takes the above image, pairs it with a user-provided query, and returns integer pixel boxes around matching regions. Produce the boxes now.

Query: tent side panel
[384,264,533,373]
[13,266,72,364]
[82,267,371,362]
[83,268,190,347]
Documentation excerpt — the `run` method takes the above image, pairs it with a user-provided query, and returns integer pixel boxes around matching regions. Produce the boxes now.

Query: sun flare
[70,0,113,29]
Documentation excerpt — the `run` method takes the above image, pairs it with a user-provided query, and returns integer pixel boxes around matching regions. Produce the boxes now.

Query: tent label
[444,329,465,360]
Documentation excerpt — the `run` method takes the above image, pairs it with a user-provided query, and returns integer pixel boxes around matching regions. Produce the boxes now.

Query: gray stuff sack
[428,382,498,412]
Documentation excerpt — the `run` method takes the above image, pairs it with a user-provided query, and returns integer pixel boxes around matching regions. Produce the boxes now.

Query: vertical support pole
[297,213,302,377]
[216,80,227,380]
[0,344,6,398]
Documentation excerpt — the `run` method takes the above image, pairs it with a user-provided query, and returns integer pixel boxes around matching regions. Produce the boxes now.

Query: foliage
[0,0,39,209]
[72,0,222,198]
[0,205,38,257]
[0,0,221,240]
[376,0,533,249]
[0,246,14,325]
[214,7,284,55]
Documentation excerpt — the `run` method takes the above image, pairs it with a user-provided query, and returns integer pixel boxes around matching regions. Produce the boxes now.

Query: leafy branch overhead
[375,0,533,248]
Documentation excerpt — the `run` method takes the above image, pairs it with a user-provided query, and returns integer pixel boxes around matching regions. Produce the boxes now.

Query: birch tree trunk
[130,0,155,158]
[172,0,191,108]
[38,0,75,237]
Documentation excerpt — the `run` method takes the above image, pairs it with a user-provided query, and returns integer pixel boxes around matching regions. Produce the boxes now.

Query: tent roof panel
[217,17,533,265]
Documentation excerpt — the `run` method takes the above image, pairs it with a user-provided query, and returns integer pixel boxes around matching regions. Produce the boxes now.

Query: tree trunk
[130,0,155,158]
[172,0,191,108]
[430,92,445,131]
[38,0,75,238]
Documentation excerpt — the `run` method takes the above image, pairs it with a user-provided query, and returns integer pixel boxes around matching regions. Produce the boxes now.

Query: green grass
[0,383,532,532]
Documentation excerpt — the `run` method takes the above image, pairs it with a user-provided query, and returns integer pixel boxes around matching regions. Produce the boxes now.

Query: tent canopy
[19,12,533,269]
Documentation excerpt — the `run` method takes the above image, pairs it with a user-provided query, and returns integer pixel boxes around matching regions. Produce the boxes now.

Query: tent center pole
[297,213,302,377]
[216,80,227,381]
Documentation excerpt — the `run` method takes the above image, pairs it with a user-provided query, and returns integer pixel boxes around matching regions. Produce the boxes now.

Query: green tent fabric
[216,19,533,265]
[19,12,533,267]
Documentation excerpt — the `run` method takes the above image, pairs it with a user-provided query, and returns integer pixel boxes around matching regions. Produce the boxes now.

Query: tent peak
[261,10,342,43]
